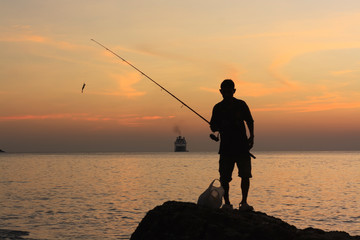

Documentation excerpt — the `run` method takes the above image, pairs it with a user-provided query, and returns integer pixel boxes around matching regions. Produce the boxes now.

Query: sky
[1,0,360,152]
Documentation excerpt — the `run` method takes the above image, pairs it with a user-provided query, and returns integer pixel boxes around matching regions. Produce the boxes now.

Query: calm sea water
[0,151,359,239]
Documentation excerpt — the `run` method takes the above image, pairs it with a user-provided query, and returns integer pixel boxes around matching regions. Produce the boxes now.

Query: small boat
[174,136,188,152]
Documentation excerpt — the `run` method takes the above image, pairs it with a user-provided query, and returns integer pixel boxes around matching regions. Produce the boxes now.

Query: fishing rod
[91,39,209,125]
[91,39,255,159]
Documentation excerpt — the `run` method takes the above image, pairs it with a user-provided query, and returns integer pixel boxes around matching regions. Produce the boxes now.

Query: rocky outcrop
[131,201,359,240]
[0,229,36,240]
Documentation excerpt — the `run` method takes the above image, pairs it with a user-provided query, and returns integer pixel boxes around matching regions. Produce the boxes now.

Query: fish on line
[81,83,86,93]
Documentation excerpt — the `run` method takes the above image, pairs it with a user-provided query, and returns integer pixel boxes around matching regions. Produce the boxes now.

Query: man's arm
[243,101,254,149]
[210,105,220,132]
[247,120,254,149]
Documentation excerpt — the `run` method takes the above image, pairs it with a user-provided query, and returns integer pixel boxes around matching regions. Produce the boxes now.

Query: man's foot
[239,202,254,212]
[221,204,233,211]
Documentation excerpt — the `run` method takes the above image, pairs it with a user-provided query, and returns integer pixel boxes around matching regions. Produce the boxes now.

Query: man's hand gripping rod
[91,39,255,159]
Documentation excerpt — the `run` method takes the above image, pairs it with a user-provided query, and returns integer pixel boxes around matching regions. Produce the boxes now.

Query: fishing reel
[209,131,256,159]
[210,132,219,142]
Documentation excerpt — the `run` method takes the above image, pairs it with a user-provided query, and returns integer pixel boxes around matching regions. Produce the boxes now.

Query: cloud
[0,25,46,43]
[200,79,300,97]
[255,101,360,113]
[91,73,146,98]
[0,25,84,50]
[0,33,47,43]
[330,69,359,76]
[116,73,146,97]
[0,113,175,124]
[237,79,301,97]
[256,12,360,86]
[117,115,176,127]
[199,87,218,94]
[111,43,199,64]
[215,29,333,42]
[141,116,174,120]
[0,114,72,121]
[254,91,360,113]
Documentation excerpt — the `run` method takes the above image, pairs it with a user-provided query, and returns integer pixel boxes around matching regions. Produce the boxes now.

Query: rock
[0,229,34,240]
[131,201,359,240]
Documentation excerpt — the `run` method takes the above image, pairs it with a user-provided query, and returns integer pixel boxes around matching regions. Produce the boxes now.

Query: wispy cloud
[254,92,360,113]
[255,101,360,113]
[200,79,300,97]
[116,115,176,126]
[330,69,359,76]
[258,12,360,86]
[91,73,146,98]
[0,25,84,50]
[0,113,175,125]
[110,43,199,64]
[0,25,46,43]
[0,114,71,121]
[200,87,218,94]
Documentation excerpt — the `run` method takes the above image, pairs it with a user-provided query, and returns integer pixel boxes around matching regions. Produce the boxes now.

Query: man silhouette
[210,79,254,211]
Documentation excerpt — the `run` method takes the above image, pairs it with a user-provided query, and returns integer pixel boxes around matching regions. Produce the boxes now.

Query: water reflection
[0,152,359,239]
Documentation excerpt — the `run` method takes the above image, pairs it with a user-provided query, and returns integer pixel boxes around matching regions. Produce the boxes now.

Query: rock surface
[131,201,359,240]
[0,229,36,240]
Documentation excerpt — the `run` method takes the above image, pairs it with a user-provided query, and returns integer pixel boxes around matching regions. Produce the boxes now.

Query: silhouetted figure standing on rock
[210,79,254,211]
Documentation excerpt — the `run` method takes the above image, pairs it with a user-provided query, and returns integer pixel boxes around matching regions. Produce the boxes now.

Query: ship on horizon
[174,136,188,152]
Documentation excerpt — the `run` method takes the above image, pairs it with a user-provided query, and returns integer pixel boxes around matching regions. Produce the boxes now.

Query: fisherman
[210,79,254,211]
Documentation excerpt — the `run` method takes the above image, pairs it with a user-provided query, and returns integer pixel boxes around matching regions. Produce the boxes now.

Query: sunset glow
[1,1,359,152]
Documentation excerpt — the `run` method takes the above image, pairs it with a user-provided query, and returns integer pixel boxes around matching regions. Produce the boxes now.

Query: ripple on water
[1,152,359,238]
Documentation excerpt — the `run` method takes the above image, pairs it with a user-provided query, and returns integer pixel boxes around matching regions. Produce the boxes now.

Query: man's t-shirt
[210,98,253,155]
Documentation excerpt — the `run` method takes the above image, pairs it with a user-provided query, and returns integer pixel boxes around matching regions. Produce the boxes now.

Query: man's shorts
[219,153,252,183]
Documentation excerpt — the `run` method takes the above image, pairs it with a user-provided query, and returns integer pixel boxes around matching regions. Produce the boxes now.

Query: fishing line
[91,39,255,159]
[91,39,209,125]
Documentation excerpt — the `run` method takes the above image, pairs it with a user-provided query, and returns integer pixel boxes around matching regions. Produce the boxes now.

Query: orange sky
[1,1,360,152]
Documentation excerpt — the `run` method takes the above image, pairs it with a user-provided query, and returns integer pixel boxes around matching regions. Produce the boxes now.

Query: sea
[0,151,359,239]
